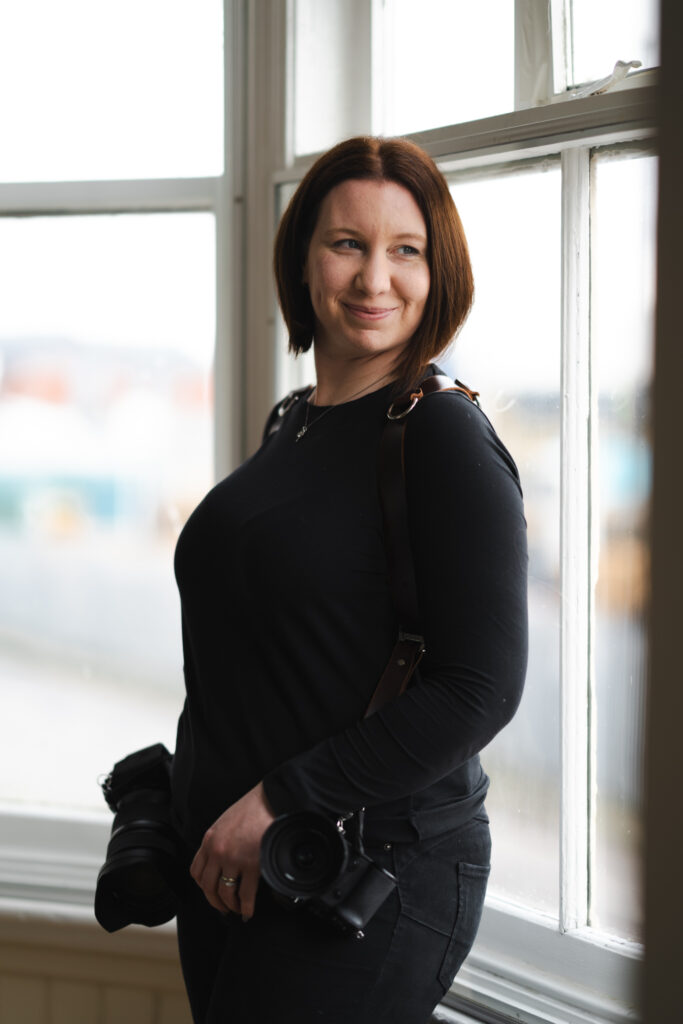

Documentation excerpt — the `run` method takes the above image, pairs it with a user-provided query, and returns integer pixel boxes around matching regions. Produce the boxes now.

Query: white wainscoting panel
[0,899,191,1024]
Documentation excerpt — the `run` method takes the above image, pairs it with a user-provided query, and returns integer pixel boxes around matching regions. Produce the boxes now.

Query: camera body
[95,743,188,933]
[260,811,397,939]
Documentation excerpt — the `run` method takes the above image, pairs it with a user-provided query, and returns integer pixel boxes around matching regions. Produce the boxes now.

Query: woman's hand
[190,781,275,920]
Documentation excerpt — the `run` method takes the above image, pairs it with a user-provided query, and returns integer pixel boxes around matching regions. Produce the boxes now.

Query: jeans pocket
[437,861,490,992]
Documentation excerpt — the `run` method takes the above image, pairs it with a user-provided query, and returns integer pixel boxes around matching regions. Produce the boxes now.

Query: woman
[172,136,528,1023]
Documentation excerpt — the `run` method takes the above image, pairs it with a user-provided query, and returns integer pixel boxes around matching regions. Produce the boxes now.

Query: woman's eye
[335,238,362,250]
[397,244,419,256]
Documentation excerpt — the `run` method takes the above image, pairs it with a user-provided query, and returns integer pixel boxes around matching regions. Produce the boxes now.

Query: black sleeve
[263,392,528,816]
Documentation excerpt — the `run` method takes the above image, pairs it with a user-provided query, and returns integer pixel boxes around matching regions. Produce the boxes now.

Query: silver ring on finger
[219,875,239,888]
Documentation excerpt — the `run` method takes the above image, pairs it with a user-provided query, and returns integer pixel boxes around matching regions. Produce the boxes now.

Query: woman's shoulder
[406,381,494,448]
[405,384,522,489]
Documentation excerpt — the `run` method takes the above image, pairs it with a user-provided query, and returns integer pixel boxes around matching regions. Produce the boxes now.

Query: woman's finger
[200,867,228,913]
[216,872,242,914]
[192,847,229,912]
[236,866,259,921]
[189,847,206,883]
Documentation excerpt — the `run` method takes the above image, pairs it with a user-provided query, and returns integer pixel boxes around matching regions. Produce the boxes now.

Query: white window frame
[242,3,654,1022]
[0,5,245,479]
[0,0,245,925]
[0,3,654,1022]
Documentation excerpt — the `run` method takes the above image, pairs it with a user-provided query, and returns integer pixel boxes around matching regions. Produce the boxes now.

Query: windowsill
[0,804,108,906]
[450,897,641,1023]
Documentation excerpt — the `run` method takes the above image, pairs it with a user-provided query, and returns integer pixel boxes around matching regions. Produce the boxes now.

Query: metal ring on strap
[386,389,423,420]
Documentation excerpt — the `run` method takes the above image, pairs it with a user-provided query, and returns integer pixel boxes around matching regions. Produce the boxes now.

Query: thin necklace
[295,372,392,442]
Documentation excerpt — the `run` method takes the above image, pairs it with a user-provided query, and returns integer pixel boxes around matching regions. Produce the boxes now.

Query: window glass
[441,163,562,916]
[380,0,514,135]
[0,0,223,183]
[569,0,659,86]
[0,213,215,811]
[590,150,656,942]
[293,0,371,157]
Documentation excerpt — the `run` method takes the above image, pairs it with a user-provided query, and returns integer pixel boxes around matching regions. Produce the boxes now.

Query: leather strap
[365,374,479,717]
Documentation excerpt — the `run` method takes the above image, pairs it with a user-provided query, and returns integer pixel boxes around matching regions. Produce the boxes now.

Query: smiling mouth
[343,303,397,319]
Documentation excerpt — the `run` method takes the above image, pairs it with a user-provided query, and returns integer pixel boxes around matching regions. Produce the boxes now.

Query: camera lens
[261,812,347,899]
[118,860,169,901]
[292,842,317,871]
[286,832,331,881]
[95,841,182,930]
[95,797,188,932]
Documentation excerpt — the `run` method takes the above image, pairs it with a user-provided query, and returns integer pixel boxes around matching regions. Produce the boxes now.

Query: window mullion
[549,0,571,93]
[215,0,246,479]
[243,0,290,454]
[559,145,591,934]
[514,0,555,109]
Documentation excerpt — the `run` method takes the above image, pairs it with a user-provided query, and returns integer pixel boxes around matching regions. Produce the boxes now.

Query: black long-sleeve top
[170,375,528,849]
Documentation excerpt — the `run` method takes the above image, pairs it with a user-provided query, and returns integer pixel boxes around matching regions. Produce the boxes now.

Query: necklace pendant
[295,425,307,442]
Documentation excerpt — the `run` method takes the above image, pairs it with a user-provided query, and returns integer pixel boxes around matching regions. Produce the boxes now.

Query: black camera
[95,743,189,933]
[260,810,397,939]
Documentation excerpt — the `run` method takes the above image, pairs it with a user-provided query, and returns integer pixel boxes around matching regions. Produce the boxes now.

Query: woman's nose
[355,250,391,295]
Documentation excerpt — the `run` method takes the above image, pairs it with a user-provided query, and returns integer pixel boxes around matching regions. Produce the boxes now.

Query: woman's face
[303,178,430,368]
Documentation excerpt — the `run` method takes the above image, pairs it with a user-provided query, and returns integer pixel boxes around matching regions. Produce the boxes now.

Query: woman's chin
[314,331,409,365]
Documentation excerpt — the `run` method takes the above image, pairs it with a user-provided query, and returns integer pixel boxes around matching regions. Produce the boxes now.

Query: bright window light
[590,150,656,942]
[0,0,224,182]
[569,0,659,86]
[0,213,215,811]
[441,163,562,916]
[380,0,514,134]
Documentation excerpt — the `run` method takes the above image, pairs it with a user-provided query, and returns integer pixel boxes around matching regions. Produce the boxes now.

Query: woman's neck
[311,351,399,406]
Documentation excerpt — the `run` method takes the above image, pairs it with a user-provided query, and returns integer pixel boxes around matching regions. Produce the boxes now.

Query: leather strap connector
[364,635,425,718]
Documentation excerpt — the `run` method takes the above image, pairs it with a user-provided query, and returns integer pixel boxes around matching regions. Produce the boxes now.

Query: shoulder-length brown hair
[273,135,473,390]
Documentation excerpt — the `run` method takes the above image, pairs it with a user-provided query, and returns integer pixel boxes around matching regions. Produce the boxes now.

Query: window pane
[570,0,659,86]
[380,0,514,135]
[293,0,371,157]
[0,1,223,182]
[0,213,215,811]
[590,151,656,941]
[442,164,562,917]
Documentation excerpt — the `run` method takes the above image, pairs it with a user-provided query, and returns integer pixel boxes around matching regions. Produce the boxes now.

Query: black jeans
[176,815,491,1024]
